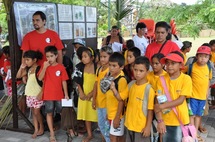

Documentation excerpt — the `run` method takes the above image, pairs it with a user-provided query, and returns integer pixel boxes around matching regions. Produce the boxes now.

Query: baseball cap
[160,52,184,64]
[72,39,86,46]
[196,46,211,55]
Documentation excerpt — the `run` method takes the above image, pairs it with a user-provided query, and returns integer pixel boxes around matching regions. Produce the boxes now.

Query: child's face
[127,51,135,64]
[165,59,182,76]
[196,53,210,66]
[109,61,122,77]
[46,52,58,65]
[211,44,215,52]
[81,51,93,65]
[25,58,36,67]
[100,51,109,66]
[133,64,148,81]
[151,57,163,73]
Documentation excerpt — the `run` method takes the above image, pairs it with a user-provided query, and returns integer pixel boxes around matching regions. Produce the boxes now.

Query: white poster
[58,4,72,22]
[74,23,85,38]
[59,23,73,40]
[87,23,96,38]
[86,7,97,22]
[73,6,85,22]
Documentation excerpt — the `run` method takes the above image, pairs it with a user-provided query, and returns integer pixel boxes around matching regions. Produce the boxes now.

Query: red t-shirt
[145,40,180,62]
[42,64,69,101]
[3,59,10,74]
[21,29,64,66]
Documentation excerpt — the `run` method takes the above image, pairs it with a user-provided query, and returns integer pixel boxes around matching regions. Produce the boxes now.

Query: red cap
[197,46,211,55]
[160,53,184,64]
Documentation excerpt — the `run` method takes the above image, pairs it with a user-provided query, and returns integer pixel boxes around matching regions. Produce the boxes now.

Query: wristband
[157,119,164,123]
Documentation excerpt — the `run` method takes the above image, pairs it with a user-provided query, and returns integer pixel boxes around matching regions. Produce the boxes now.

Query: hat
[72,39,86,46]
[160,52,184,64]
[196,46,211,55]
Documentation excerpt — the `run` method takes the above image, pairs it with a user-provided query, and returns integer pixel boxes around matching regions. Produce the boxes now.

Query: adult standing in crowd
[102,25,125,47]
[21,11,64,65]
[133,22,148,56]
[145,21,180,62]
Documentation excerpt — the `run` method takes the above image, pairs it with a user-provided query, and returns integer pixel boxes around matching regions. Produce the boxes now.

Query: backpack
[187,56,212,76]
[128,80,151,116]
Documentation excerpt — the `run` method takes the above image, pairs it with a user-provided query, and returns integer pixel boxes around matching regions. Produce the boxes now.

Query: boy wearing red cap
[154,51,192,142]
[188,46,212,141]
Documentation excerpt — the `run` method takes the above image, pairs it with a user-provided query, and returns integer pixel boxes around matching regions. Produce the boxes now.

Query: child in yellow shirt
[106,52,128,142]
[124,56,155,142]
[154,51,192,142]
[188,46,211,141]
[147,53,166,90]
[92,46,113,142]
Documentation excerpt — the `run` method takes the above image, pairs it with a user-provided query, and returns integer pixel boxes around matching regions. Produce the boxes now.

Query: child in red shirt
[38,46,69,142]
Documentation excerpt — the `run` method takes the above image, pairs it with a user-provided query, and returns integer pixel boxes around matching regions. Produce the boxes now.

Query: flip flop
[198,127,207,134]
[37,132,44,136]
[197,135,204,142]
[50,136,57,142]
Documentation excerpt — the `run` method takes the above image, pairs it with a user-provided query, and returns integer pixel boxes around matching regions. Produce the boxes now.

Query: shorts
[44,100,62,114]
[162,126,182,142]
[125,127,151,142]
[188,98,206,116]
[26,96,43,108]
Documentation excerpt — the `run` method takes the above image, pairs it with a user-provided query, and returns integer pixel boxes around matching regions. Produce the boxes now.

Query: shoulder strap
[207,61,212,73]
[158,40,168,53]
[119,36,123,44]
[106,35,111,45]
[128,80,136,89]
[96,66,103,77]
[35,66,43,87]
[142,84,151,116]
[114,75,126,91]
[187,63,193,76]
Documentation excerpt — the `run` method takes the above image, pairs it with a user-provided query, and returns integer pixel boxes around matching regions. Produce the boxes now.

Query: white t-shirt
[132,35,148,56]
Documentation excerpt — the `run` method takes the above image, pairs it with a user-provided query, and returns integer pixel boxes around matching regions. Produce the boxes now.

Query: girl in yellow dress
[73,47,98,142]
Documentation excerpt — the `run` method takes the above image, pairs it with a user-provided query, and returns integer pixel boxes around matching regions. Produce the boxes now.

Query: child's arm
[110,81,123,101]
[113,100,124,129]
[154,99,166,134]
[38,61,50,81]
[62,80,69,100]
[16,63,27,78]
[92,82,97,110]
[77,84,86,100]
[86,82,96,101]
[154,95,186,113]
[142,110,153,137]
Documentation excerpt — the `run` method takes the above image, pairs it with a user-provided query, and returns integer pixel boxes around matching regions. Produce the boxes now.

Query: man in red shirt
[145,21,180,62]
[21,11,63,65]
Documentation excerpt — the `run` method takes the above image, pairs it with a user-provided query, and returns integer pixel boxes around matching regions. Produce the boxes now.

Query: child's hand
[110,81,116,91]
[113,116,120,129]
[22,76,27,84]
[36,91,43,100]
[141,125,151,137]
[86,92,93,101]
[43,61,50,68]
[92,99,96,110]
[65,95,69,100]
[157,121,166,134]
[79,92,86,100]
[20,63,27,69]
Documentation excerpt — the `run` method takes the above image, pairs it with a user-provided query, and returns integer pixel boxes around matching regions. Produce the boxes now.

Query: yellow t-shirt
[147,70,167,91]
[25,73,42,97]
[106,71,128,120]
[125,82,155,132]
[211,52,215,63]
[96,67,109,108]
[156,73,192,126]
[191,63,211,100]
[182,52,187,64]
[124,50,128,65]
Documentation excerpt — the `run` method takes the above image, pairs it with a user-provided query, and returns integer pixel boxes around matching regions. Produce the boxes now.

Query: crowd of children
[0,22,214,142]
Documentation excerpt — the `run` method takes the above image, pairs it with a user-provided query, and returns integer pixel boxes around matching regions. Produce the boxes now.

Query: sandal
[197,135,204,142]
[50,136,57,142]
[198,127,207,134]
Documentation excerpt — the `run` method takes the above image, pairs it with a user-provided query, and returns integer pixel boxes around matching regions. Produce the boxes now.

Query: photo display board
[13,2,97,48]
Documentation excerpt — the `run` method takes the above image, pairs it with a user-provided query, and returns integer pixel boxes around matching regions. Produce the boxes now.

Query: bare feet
[82,136,93,142]
[32,131,38,139]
